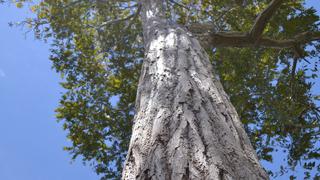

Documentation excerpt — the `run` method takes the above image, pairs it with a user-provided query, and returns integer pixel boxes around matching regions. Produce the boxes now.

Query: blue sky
[0,3,99,180]
[0,1,319,180]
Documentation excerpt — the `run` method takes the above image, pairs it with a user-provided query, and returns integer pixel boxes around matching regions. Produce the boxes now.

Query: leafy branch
[88,4,141,30]
[188,0,320,49]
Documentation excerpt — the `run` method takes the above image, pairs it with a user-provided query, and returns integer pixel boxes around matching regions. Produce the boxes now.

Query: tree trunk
[122,0,269,179]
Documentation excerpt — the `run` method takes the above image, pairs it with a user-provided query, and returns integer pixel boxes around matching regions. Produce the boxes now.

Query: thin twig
[89,4,142,30]
[169,0,190,10]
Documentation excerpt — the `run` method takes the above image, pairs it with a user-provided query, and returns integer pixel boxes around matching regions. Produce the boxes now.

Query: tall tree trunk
[122,0,269,179]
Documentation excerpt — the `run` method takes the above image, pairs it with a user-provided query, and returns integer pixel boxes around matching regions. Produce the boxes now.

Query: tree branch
[203,31,320,48]
[168,0,190,10]
[100,5,141,28]
[249,0,283,41]
[187,0,319,49]
[89,4,141,29]
[187,0,286,48]
[190,28,320,49]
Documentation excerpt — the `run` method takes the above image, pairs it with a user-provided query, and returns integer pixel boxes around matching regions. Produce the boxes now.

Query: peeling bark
[122,0,269,179]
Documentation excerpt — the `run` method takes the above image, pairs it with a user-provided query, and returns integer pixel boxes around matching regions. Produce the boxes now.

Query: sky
[0,3,100,180]
[0,1,319,180]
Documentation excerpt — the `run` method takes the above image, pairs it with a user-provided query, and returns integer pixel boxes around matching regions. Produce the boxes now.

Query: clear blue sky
[0,1,319,180]
[0,3,99,180]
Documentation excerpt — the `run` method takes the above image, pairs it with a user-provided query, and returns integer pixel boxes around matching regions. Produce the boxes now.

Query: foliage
[6,0,320,179]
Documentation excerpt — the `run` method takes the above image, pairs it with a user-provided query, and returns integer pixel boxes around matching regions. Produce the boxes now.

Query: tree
[8,0,320,179]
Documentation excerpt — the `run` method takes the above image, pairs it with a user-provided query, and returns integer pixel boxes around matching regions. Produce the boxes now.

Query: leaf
[15,2,23,8]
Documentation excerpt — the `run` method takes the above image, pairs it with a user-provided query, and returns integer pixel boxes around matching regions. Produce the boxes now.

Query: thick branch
[249,0,283,40]
[187,21,320,48]
[187,0,287,48]
[204,31,320,48]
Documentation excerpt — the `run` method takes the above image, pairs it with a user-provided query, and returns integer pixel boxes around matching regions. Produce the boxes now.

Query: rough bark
[122,0,269,179]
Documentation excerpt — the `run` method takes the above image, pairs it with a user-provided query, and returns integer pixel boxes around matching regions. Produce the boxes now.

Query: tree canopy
[6,0,320,179]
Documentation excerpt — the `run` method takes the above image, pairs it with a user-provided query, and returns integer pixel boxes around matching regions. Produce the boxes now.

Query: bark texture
[122,0,269,179]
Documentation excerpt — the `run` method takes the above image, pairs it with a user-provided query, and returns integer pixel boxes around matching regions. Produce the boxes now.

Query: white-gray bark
[122,0,269,179]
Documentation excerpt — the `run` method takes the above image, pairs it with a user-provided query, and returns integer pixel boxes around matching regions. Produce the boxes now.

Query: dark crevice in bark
[218,168,224,180]
[182,163,189,180]
[143,169,151,180]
